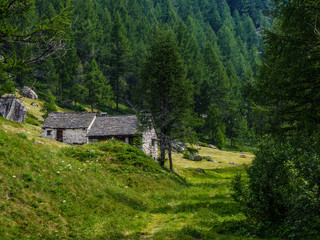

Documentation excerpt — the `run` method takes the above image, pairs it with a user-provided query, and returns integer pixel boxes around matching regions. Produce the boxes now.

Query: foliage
[239,1,320,238]
[0,79,15,96]
[253,0,320,137]
[0,0,71,80]
[141,26,194,170]
[85,59,113,112]
[40,91,57,118]
[0,0,270,149]
[233,137,320,239]
[205,103,226,149]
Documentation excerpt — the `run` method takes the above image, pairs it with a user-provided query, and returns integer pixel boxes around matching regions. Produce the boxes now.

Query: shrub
[25,112,41,126]
[183,147,202,161]
[233,138,320,239]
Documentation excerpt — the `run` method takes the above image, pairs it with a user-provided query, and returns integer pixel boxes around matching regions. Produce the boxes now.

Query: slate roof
[42,112,96,129]
[87,115,139,137]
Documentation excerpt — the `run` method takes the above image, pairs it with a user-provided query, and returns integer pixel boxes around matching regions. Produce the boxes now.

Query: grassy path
[131,147,273,240]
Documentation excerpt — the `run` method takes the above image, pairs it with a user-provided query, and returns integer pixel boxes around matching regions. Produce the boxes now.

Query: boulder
[208,144,217,149]
[63,100,74,106]
[229,162,237,165]
[189,153,203,161]
[0,94,27,123]
[172,141,186,153]
[22,86,38,99]
[204,156,218,163]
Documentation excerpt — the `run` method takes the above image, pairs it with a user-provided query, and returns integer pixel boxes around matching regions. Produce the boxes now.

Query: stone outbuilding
[87,115,158,160]
[41,112,96,145]
[41,113,158,159]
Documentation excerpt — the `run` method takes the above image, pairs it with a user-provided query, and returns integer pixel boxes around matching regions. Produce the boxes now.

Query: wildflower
[56,171,60,174]
[12,175,16,178]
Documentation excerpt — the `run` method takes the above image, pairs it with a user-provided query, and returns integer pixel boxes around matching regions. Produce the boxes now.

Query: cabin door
[56,129,63,142]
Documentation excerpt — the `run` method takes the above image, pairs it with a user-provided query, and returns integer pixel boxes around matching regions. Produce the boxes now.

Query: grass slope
[0,117,279,240]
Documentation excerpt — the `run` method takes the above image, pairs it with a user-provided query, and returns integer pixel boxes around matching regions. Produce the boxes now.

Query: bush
[183,147,202,161]
[233,138,320,239]
[0,79,15,96]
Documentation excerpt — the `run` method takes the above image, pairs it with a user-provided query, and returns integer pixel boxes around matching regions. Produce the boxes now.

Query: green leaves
[0,0,71,73]
[254,0,320,136]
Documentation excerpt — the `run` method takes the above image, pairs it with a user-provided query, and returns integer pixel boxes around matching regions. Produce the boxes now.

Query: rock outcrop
[22,86,38,99]
[0,94,27,123]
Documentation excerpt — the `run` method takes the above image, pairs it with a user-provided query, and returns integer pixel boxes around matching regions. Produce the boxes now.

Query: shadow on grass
[127,221,270,240]
[104,188,147,211]
[151,200,240,216]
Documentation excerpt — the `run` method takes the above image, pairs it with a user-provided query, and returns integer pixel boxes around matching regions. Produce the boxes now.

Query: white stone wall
[41,128,88,144]
[142,128,158,160]
[63,129,88,144]
[41,128,56,140]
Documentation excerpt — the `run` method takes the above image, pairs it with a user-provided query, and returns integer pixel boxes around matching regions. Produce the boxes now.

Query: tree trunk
[168,141,173,172]
[116,57,120,112]
[159,135,166,168]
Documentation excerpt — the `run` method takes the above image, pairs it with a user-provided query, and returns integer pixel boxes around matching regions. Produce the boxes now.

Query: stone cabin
[41,112,158,159]
[41,112,97,145]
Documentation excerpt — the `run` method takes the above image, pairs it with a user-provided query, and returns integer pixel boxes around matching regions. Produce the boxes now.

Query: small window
[152,139,156,147]
[47,130,52,136]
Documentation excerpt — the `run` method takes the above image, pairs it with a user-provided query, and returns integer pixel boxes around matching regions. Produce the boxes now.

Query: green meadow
[0,114,278,240]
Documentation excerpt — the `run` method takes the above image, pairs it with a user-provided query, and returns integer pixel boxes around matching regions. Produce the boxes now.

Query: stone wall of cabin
[63,129,88,144]
[142,128,158,160]
[41,128,56,141]
[41,128,88,144]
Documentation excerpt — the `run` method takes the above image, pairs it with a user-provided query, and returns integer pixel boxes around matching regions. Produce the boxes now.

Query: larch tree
[110,11,131,112]
[0,0,71,83]
[141,26,193,171]
[85,59,105,112]
[253,0,320,137]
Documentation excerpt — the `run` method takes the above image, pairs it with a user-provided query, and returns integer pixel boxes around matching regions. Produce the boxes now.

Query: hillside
[0,116,268,239]
[1,0,272,149]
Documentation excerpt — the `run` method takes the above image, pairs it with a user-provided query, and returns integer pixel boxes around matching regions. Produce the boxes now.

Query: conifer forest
[1,0,320,239]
